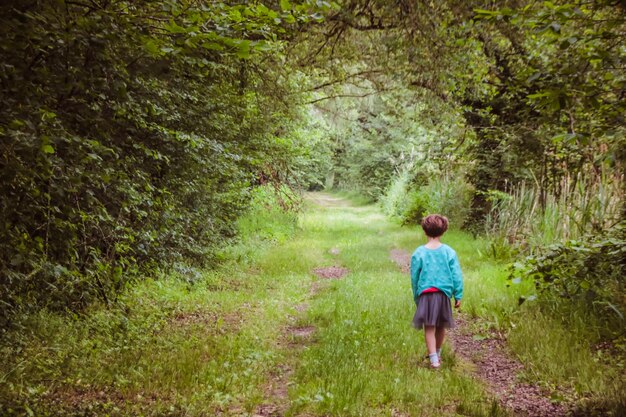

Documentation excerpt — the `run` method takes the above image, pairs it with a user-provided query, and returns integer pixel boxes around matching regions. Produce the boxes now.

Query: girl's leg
[424,326,439,366]
[435,326,446,351]
[424,326,437,354]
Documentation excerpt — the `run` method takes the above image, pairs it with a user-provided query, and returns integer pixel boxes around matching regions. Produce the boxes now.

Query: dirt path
[390,248,567,417]
[252,254,350,416]
[252,317,310,417]
[254,195,565,416]
[304,192,352,208]
[252,300,316,417]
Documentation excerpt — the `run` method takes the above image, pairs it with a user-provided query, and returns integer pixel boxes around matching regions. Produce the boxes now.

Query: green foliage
[0,1,328,322]
[401,190,430,226]
[236,185,301,245]
[464,1,626,222]
[418,175,474,228]
[381,168,413,218]
[1,0,625,411]
[512,222,626,340]
[290,120,335,191]
[383,167,473,228]
[302,80,467,199]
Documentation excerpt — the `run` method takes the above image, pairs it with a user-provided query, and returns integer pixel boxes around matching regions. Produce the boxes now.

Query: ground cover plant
[1,0,625,416]
[0,186,309,416]
[3,193,623,416]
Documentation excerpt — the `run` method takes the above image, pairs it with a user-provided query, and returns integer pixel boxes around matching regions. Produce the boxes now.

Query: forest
[1,1,624,416]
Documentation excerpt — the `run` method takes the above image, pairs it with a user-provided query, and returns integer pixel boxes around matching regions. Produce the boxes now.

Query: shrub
[419,175,474,228]
[382,168,473,228]
[0,1,312,325]
[236,185,301,244]
[512,221,626,341]
[401,190,430,225]
[381,168,412,218]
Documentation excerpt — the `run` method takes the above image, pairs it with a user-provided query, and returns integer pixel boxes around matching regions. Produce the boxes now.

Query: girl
[410,214,463,368]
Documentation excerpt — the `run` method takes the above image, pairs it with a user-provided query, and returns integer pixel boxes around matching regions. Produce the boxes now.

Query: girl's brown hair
[421,214,448,237]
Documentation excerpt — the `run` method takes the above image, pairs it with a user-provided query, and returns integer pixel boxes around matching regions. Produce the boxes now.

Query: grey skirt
[412,292,455,329]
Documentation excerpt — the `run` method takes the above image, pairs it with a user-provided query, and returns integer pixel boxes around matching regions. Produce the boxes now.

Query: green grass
[507,306,626,411]
[329,189,375,206]
[1,188,308,417]
[1,191,622,416]
[288,198,513,416]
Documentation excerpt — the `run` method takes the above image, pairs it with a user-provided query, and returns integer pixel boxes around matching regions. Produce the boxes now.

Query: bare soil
[253,363,293,417]
[252,282,319,417]
[311,266,349,279]
[389,248,411,273]
[168,309,244,333]
[286,325,316,340]
[47,385,168,413]
[328,247,340,255]
[294,303,309,312]
[449,316,568,417]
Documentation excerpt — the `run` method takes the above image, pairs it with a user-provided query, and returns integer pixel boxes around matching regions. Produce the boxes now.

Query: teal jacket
[410,244,464,303]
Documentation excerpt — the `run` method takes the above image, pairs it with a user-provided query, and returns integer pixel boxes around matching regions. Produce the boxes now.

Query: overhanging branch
[305,89,391,105]
[304,69,384,92]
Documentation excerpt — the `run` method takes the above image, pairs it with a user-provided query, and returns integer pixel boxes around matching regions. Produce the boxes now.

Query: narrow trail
[251,210,351,417]
[252,275,335,417]
[390,248,566,416]
[240,193,567,416]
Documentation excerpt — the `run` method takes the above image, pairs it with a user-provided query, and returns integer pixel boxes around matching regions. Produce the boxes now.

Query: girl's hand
[454,300,461,309]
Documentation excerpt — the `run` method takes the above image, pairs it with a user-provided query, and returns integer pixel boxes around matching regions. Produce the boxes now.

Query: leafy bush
[382,167,473,228]
[291,123,334,191]
[419,175,474,228]
[0,1,323,324]
[236,185,301,245]
[381,168,412,218]
[400,191,430,225]
[512,222,626,340]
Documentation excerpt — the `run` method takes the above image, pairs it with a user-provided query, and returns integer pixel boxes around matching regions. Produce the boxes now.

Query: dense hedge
[0,1,323,323]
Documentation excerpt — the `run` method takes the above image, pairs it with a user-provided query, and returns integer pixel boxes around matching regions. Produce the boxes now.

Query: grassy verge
[507,305,626,413]
[0,186,309,416]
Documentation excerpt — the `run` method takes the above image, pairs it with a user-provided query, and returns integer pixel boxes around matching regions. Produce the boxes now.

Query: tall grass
[382,168,412,218]
[484,172,626,413]
[420,175,474,228]
[485,171,624,251]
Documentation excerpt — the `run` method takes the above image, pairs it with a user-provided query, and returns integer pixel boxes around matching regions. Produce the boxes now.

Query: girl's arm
[410,252,421,303]
[449,251,464,301]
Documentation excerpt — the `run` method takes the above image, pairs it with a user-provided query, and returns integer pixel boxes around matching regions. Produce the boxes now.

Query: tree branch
[304,69,384,92]
[305,90,390,105]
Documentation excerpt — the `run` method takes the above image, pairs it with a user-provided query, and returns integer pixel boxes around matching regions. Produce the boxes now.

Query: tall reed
[485,171,624,252]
